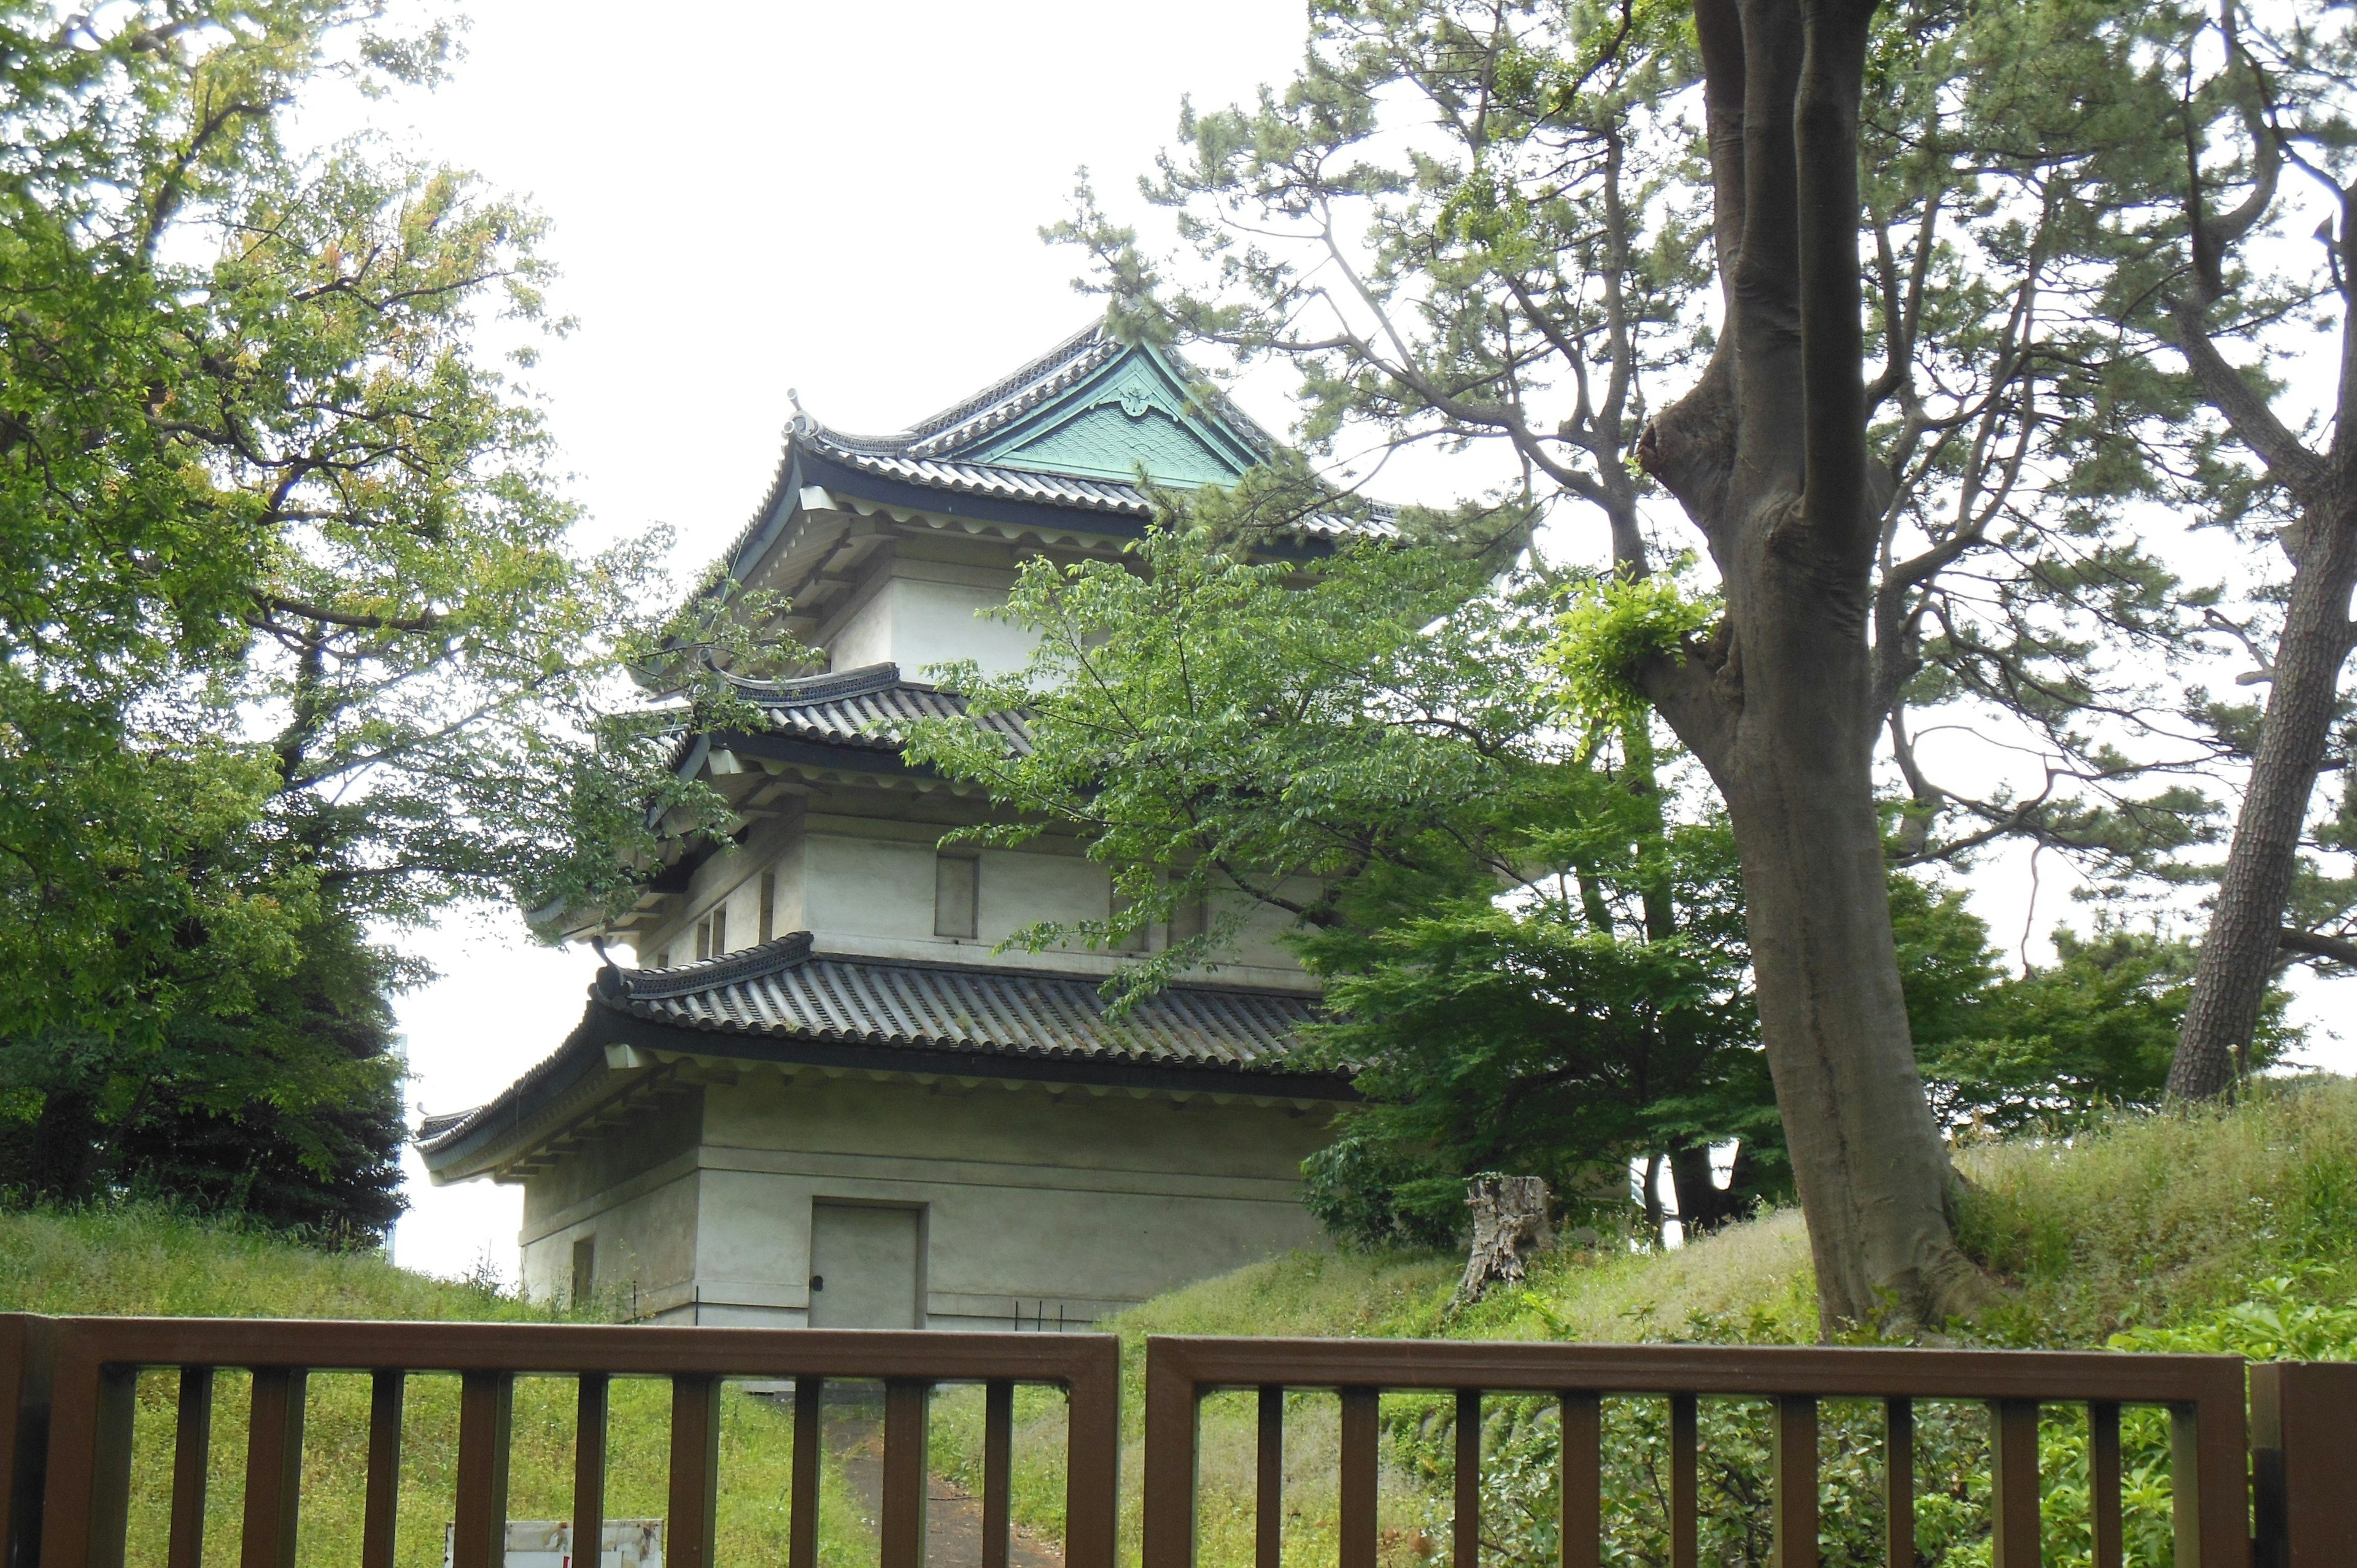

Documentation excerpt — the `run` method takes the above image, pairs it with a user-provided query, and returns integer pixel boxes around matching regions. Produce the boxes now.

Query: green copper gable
[959,344,1261,487]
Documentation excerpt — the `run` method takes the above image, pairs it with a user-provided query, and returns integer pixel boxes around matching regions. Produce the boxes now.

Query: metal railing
[1140,1335,2254,1568]
[0,1315,1118,1568]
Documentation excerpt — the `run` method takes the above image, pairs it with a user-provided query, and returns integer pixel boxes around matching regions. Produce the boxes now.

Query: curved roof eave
[417,941,1353,1182]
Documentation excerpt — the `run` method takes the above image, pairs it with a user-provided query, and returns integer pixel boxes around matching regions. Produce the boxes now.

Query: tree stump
[1458,1175,1551,1302]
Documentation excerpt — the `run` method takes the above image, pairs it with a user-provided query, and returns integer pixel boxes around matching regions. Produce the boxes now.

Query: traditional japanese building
[416,326,1355,1328]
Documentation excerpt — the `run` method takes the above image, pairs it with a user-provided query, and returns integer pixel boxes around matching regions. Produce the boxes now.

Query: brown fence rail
[0,1315,1118,1568]
[1142,1335,2256,1568]
[13,1314,2357,1568]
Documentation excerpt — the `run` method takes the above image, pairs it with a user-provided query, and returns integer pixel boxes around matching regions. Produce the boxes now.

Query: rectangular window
[1111,887,1147,953]
[934,854,979,939]
[711,906,729,956]
[694,918,710,961]
[1169,894,1208,944]
[571,1235,595,1304]
[654,948,671,969]
[759,871,776,944]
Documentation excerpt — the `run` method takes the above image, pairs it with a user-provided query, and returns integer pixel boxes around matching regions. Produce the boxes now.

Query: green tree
[2077,4,2357,1097]
[1298,816,1783,1252]
[907,503,1784,1247]
[0,1,765,1227]
[1889,876,2295,1134]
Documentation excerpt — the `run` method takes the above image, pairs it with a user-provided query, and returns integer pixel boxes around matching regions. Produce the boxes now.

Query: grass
[943,1076,2357,1567]
[0,1203,873,1568]
[14,1079,2357,1568]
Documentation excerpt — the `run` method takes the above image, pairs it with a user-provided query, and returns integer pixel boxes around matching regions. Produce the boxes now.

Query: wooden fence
[0,1315,1118,1568]
[4,1313,2353,1568]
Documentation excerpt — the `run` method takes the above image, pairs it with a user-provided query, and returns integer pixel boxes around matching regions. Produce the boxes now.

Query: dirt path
[822,1399,1063,1568]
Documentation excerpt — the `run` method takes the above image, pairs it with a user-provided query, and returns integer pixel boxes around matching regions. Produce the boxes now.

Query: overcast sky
[368,1,2350,1284]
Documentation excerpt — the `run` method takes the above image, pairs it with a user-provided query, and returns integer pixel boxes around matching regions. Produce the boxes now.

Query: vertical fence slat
[1256,1388,1283,1568]
[1883,1399,1913,1568]
[668,1376,721,1568]
[1341,1387,1379,1568]
[2174,1390,2250,1568]
[1989,1400,2040,1568]
[240,1368,306,1568]
[2088,1400,2121,1568]
[1455,1390,1481,1568]
[881,1380,929,1568]
[2171,1403,2200,1568]
[1772,1396,1817,1568]
[1064,1347,1121,1568]
[571,1375,606,1568]
[81,1367,137,1568]
[983,1381,1013,1568]
[2253,1359,2357,1568]
[1560,1394,1600,1568]
[1668,1394,1697,1568]
[35,1343,99,1568]
[1140,1350,1197,1568]
[454,1370,513,1568]
[362,1372,403,1568]
[167,1369,213,1568]
[790,1377,822,1568]
[1,1316,55,1568]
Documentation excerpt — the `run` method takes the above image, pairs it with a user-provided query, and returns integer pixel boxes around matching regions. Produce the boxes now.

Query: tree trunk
[2170,503,2357,1098]
[1713,645,1984,1323]
[1458,1175,1551,1302]
[1633,0,1992,1332]
[1668,1142,1755,1234]
[28,1086,104,1203]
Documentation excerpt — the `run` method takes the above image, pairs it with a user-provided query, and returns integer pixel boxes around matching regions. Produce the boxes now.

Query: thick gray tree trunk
[1635,0,1991,1332]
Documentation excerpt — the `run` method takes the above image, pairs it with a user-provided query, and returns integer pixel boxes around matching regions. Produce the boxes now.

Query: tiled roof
[611,933,1317,1071]
[902,324,1126,455]
[803,428,1153,516]
[714,327,1379,581]
[802,426,1372,536]
[414,935,1334,1170]
[718,662,1030,754]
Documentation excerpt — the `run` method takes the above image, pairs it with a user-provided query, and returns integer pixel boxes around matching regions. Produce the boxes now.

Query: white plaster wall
[637,806,807,964]
[1220,878,1325,972]
[683,1073,1334,1328]
[641,817,1325,988]
[826,573,1039,681]
[799,834,1117,956]
[802,833,937,943]
[975,846,1109,950]
[827,584,895,673]
[519,1163,702,1319]
[517,1089,706,1313]
[768,836,808,935]
[888,574,1038,679]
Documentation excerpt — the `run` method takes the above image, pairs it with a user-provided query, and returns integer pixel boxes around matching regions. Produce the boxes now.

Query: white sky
[370,1,2350,1284]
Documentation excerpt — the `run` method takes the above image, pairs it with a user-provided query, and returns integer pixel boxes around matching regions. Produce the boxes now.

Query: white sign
[441,1520,663,1568]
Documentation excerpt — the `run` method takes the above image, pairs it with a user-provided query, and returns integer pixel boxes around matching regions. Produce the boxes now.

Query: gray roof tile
[617,932,1315,1071]
[718,662,1031,755]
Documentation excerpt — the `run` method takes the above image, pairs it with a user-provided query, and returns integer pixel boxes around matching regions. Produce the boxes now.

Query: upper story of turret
[565,327,1352,987]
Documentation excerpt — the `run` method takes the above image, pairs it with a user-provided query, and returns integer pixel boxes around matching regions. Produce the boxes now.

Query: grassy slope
[966,1079,2357,1567]
[1118,1076,2357,1350]
[12,1082,2356,1568]
[0,1207,869,1568]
